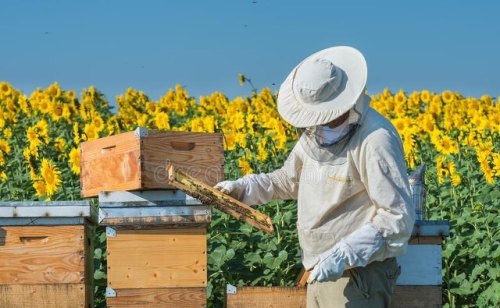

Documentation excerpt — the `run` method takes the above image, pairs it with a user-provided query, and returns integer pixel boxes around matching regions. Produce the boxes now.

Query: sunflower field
[0,81,498,307]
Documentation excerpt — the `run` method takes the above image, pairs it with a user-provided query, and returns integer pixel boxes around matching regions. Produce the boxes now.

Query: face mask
[315,120,351,146]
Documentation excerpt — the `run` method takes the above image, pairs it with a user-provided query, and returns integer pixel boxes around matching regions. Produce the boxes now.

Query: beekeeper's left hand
[308,224,384,283]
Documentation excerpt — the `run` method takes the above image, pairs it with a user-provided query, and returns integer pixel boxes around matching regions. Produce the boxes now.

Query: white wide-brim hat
[277,46,367,128]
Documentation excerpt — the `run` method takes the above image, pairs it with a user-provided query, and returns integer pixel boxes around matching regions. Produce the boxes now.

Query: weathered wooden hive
[80,127,225,198]
[0,201,95,308]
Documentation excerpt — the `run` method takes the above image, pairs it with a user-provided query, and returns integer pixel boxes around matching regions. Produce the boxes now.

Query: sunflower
[146,102,157,114]
[441,91,455,104]
[45,82,62,98]
[476,141,494,154]
[232,112,246,131]
[0,139,11,154]
[26,126,40,145]
[224,133,236,151]
[73,123,81,144]
[68,147,80,174]
[38,98,51,114]
[418,115,432,134]
[22,147,32,162]
[40,158,61,195]
[3,128,12,139]
[36,119,49,135]
[394,91,407,105]
[203,116,215,133]
[391,118,407,133]
[17,95,30,115]
[238,158,253,175]
[54,137,66,153]
[190,118,205,132]
[0,82,12,98]
[492,153,500,176]
[106,116,121,135]
[154,112,170,130]
[428,100,442,116]
[33,181,47,197]
[61,104,73,121]
[198,96,213,113]
[83,123,98,141]
[65,90,76,101]
[452,114,465,129]
[451,174,462,186]
[420,90,431,103]
[234,132,247,148]
[438,135,459,155]
[35,122,49,143]
[435,155,449,184]
[402,134,417,169]
[489,113,500,131]
[92,114,105,132]
[480,95,492,105]
[256,139,269,162]
[482,165,495,185]
[49,101,64,122]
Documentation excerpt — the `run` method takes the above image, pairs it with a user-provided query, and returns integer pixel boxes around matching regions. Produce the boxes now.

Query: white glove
[308,224,384,283]
[214,174,274,205]
[214,180,245,201]
[308,244,348,283]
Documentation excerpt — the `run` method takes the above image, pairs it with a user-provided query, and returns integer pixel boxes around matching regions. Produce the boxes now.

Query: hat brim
[277,46,367,128]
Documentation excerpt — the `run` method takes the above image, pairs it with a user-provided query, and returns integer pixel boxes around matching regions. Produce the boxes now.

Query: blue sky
[2,1,499,106]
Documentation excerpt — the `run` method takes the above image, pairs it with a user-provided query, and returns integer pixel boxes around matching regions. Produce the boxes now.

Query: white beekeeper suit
[216,46,415,306]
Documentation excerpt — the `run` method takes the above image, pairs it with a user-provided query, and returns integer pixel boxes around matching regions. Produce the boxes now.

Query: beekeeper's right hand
[214,174,274,205]
[214,180,245,201]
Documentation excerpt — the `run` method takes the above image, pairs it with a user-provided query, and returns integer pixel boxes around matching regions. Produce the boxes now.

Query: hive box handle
[20,236,48,244]
[170,141,196,151]
[101,145,117,153]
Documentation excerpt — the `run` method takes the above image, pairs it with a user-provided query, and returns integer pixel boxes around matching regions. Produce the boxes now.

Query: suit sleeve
[239,142,303,205]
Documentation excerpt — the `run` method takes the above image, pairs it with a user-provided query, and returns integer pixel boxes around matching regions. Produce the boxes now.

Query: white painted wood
[412,220,449,237]
[98,205,211,221]
[397,245,442,285]
[0,202,92,218]
[0,217,87,226]
[98,190,201,206]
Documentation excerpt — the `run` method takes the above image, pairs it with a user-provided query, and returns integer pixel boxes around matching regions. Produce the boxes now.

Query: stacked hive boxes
[80,127,224,307]
[0,201,95,308]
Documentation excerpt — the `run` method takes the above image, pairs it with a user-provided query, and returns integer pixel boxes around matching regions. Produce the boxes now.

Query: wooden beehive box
[99,190,210,307]
[226,220,449,308]
[0,201,95,308]
[80,127,224,197]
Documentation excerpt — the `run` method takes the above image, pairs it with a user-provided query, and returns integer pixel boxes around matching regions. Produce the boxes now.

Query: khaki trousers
[307,258,401,308]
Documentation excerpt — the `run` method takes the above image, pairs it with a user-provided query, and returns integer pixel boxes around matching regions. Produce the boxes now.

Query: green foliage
[425,147,500,307]
[93,225,107,308]
[207,199,301,306]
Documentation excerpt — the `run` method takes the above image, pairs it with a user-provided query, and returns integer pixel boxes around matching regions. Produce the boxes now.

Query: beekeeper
[215,46,415,307]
